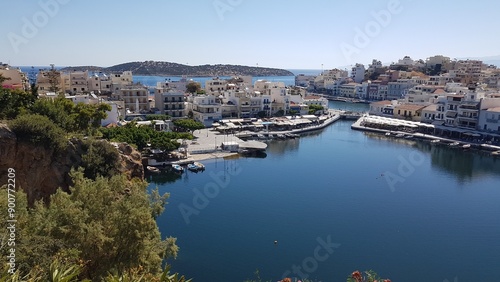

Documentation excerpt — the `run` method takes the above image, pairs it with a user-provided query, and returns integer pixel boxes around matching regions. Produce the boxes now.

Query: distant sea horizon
[16,66,322,76]
[16,66,322,87]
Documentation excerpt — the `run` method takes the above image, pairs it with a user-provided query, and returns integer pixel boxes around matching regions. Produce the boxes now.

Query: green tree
[308,104,323,114]
[146,114,171,121]
[80,139,121,179]
[31,97,76,131]
[8,114,68,151]
[0,88,37,120]
[173,119,204,132]
[185,82,201,94]
[0,169,178,281]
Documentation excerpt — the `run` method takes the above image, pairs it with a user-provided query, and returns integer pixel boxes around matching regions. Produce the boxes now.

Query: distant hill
[458,55,500,67]
[61,61,294,77]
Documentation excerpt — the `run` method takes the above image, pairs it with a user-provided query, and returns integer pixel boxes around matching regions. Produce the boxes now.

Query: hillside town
[0,63,329,128]
[298,55,500,135]
[1,54,499,137]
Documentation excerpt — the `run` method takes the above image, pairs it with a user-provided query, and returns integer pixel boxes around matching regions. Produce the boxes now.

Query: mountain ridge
[61,61,294,76]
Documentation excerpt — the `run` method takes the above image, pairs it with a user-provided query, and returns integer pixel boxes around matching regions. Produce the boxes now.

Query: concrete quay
[351,116,500,151]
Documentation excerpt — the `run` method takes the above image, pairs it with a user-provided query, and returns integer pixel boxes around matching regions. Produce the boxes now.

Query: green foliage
[273,109,284,117]
[80,140,121,179]
[31,98,76,131]
[8,114,68,151]
[0,170,177,281]
[173,119,204,132]
[0,88,37,120]
[146,114,171,121]
[30,98,111,134]
[100,122,190,151]
[308,104,323,114]
[185,82,201,94]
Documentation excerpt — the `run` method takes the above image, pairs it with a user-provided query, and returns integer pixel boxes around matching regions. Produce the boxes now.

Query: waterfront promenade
[182,110,342,159]
[351,115,500,151]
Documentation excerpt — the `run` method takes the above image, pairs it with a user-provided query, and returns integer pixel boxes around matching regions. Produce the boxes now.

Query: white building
[205,77,228,95]
[302,95,328,111]
[387,79,417,100]
[69,71,89,94]
[478,98,500,132]
[114,83,150,113]
[351,64,365,83]
[189,94,222,126]
[87,73,112,94]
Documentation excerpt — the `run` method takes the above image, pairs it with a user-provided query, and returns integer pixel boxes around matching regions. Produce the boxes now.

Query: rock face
[0,124,143,205]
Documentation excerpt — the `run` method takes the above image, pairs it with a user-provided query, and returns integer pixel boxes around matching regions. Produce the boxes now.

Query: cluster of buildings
[1,64,329,128]
[0,63,30,90]
[294,55,500,134]
[296,55,500,101]
[155,77,328,126]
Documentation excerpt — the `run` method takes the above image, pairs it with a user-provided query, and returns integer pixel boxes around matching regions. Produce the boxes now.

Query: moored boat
[277,134,286,140]
[146,166,160,173]
[430,139,440,145]
[172,164,184,172]
[193,162,205,170]
[462,144,471,150]
[448,142,460,147]
[187,163,198,171]
[491,150,500,157]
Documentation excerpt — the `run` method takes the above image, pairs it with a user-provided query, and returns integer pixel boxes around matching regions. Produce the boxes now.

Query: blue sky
[2,0,500,69]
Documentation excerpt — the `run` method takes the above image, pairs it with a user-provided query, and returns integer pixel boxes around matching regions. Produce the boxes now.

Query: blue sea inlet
[149,101,500,282]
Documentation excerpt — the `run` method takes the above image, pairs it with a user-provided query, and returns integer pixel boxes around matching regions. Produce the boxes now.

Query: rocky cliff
[0,123,143,205]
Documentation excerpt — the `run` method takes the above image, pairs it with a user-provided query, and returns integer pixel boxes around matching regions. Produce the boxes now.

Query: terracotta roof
[371,100,392,106]
[486,107,500,113]
[422,104,437,111]
[395,104,426,111]
[433,88,446,94]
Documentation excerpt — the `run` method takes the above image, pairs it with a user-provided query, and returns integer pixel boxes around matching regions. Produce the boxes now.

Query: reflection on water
[146,170,182,185]
[365,132,500,183]
[265,138,300,155]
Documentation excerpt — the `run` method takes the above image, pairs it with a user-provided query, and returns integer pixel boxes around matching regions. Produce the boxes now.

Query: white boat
[462,144,471,149]
[187,163,198,171]
[430,139,440,144]
[395,133,405,138]
[448,142,460,147]
[193,162,205,170]
[385,132,391,136]
[146,166,160,173]
[172,164,184,172]
[491,151,500,157]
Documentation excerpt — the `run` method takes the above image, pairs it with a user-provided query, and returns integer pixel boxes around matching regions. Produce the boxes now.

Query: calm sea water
[149,101,500,282]
[134,69,322,88]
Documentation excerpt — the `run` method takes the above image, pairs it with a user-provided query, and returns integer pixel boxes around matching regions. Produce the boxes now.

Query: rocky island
[61,61,294,77]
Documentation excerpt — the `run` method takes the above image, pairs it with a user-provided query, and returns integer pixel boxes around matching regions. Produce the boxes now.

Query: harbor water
[149,101,500,282]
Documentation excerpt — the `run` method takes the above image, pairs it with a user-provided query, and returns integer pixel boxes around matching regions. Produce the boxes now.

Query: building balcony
[458,115,478,121]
